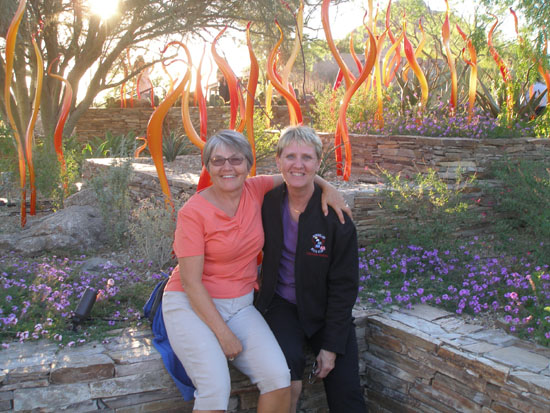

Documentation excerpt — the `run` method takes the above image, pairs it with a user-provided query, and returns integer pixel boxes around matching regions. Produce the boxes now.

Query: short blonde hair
[277,126,322,160]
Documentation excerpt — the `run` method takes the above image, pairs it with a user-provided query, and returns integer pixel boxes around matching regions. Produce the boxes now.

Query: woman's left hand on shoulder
[321,188,352,224]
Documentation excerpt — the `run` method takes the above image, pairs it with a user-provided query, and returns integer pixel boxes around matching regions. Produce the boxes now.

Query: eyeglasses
[209,156,245,167]
[308,360,318,384]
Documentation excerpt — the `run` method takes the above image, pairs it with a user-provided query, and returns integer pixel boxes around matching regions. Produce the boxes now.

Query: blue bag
[143,273,195,400]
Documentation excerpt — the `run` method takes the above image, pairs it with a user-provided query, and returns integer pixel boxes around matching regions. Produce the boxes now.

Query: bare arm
[314,175,352,224]
[179,256,242,359]
[268,175,352,224]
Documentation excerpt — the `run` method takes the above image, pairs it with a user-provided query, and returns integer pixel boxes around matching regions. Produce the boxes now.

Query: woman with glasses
[162,130,349,412]
[255,126,366,413]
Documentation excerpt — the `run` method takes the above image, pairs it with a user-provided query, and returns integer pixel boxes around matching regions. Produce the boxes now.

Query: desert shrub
[252,109,279,163]
[310,87,343,133]
[90,159,134,247]
[0,120,16,169]
[0,124,17,202]
[316,143,343,178]
[374,168,481,249]
[310,85,379,133]
[489,158,550,236]
[129,198,178,269]
[486,158,550,262]
[33,136,82,209]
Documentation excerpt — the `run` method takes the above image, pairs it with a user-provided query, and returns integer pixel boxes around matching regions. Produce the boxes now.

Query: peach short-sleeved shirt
[165,176,273,299]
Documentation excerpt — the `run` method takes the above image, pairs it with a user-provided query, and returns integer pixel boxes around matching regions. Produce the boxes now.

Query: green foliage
[481,0,549,38]
[534,111,550,138]
[252,109,279,163]
[0,117,83,208]
[129,198,178,270]
[82,131,138,158]
[90,159,134,247]
[310,86,341,133]
[162,129,193,162]
[33,137,82,209]
[310,85,380,133]
[375,168,480,249]
[0,121,17,202]
[486,158,550,262]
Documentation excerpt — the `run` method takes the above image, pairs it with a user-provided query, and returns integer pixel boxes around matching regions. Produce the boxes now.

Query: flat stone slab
[107,345,161,364]
[484,346,550,373]
[50,353,114,384]
[89,370,175,398]
[386,311,448,337]
[401,304,454,321]
[466,329,519,346]
[460,342,501,354]
[14,383,91,410]
[508,370,550,398]
[3,306,550,412]
[1,353,56,370]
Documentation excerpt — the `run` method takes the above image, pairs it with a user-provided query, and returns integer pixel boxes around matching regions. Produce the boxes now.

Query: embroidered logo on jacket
[309,233,327,256]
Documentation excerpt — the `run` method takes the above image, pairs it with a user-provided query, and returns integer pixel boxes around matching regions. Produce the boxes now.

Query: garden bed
[2,135,550,411]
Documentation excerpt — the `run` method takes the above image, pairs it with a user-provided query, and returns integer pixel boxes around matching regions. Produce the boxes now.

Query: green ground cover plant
[0,253,161,348]
[2,162,549,349]
[358,163,550,347]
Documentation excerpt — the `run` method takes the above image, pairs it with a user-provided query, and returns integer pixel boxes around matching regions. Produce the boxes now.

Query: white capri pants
[162,290,290,410]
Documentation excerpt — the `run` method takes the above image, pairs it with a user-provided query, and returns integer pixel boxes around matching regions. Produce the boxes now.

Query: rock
[0,204,108,256]
[80,257,122,273]
[50,353,114,384]
[64,188,99,208]
[14,383,91,411]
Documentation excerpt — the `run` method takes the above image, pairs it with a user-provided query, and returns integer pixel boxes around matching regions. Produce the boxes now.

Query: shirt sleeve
[173,200,205,258]
[246,175,274,201]
[322,216,359,354]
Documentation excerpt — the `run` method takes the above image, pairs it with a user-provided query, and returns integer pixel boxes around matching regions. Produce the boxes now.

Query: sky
[184,0,518,80]
[85,0,520,102]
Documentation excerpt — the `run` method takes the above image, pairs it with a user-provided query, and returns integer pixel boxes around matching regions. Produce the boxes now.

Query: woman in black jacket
[256,126,366,413]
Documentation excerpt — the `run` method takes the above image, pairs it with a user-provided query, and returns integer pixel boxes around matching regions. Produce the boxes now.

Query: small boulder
[0,194,108,256]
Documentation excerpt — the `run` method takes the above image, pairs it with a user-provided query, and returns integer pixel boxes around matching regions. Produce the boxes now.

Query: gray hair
[277,125,323,160]
[203,130,254,171]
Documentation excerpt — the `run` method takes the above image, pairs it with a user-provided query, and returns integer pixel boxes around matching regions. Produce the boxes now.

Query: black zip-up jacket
[255,183,359,355]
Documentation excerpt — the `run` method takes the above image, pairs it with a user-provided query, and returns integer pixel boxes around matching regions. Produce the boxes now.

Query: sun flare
[88,0,119,20]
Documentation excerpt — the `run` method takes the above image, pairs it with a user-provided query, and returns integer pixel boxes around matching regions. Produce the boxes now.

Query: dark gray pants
[263,294,367,413]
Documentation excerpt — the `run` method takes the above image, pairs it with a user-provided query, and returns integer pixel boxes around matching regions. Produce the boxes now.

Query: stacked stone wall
[75,108,550,183]
[317,133,550,183]
[1,305,548,412]
[74,106,300,143]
